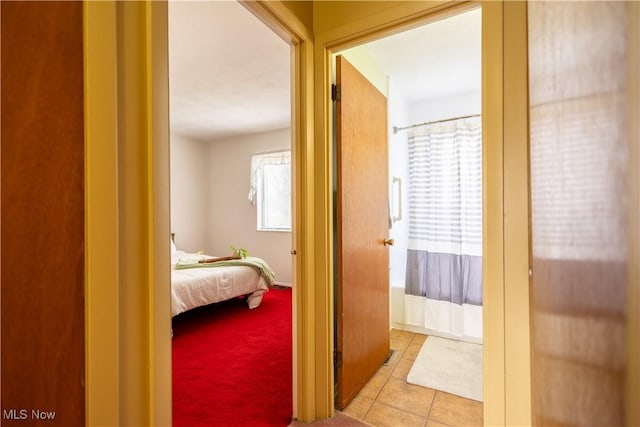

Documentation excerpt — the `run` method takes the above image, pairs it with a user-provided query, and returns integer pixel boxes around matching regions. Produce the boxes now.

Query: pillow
[170,238,177,254]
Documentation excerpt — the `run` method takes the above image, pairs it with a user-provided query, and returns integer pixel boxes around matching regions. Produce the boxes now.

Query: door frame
[220,2,321,421]
[84,1,320,424]
[314,1,531,424]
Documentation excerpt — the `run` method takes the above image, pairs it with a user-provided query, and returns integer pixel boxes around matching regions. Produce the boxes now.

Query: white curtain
[403,117,483,342]
[407,118,482,256]
[248,150,291,204]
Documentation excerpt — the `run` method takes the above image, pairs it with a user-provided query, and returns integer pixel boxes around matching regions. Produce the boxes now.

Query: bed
[171,240,273,317]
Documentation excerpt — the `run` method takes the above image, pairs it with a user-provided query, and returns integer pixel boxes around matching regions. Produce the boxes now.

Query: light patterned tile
[411,333,428,347]
[364,401,426,427]
[377,377,435,417]
[401,333,427,362]
[359,365,392,399]
[426,420,451,427]
[391,357,414,380]
[390,329,415,353]
[342,393,375,421]
[391,328,416,341]
[428,391,483,427]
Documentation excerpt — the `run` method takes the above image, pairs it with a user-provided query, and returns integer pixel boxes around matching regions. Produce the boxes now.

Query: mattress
[171,251,269,316]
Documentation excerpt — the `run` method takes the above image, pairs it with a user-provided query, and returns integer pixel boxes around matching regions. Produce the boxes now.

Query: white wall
[409,91,480,125]
[388,78,410,289]
[170,134,210,252]
[335,47,388,96]
[207,128,293,285]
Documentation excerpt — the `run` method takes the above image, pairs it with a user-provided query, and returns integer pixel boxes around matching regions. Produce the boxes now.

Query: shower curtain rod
[393,113,481,134]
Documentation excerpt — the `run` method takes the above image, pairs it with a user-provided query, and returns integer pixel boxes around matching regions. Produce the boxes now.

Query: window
[248,150,291,231]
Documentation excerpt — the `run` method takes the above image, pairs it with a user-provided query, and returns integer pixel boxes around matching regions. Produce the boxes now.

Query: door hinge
[333,349,343,368]
[331,84,341,102]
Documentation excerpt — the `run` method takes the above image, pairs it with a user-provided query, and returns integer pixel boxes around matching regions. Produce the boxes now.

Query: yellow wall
[282,0,313,33]
[314,1,441,36]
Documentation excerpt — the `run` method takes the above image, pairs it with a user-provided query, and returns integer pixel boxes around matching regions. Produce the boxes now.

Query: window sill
[257,228,292,233]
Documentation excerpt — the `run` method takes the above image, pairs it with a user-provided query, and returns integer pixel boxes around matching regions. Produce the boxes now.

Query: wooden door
[1,2,85,426]
[335,55,390,409]
[528,2,632,425]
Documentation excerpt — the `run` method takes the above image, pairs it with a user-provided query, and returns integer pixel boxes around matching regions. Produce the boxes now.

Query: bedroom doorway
[331,6,484,420]
[167,1,295,425]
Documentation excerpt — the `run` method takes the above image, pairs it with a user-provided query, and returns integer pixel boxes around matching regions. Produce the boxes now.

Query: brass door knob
[383,238,394,246]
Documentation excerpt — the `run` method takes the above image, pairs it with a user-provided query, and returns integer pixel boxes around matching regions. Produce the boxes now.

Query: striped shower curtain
[404,117,482,341]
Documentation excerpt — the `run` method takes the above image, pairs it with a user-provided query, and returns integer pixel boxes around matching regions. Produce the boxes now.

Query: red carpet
[172,288,292,427]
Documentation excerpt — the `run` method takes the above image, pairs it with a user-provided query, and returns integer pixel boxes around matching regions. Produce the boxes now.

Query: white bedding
[171,251,269,316]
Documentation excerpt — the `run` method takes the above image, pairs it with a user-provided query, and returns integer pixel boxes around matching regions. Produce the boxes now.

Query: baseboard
[391,322,483,345]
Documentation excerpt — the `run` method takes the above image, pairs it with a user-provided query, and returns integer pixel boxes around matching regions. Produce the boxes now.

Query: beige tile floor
[341,329,483,427]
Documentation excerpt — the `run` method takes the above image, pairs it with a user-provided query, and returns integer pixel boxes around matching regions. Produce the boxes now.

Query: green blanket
[175,256,275,286]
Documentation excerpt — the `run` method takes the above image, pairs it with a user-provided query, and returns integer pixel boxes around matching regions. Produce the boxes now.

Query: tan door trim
[502,2,532,424]
[85,1,172,425]
[85,0,316,424]
[240,2,320,421]
[483,2,532,424]
[627,2,640,426]
[84,2,120,424]
[312,3,476,420]
[85,2,172,424]
[314,1,531,424]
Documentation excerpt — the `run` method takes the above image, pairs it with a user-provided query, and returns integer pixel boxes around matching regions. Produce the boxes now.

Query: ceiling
[168,2,481,142]
[169,1,291,142]
[362,8,481,104]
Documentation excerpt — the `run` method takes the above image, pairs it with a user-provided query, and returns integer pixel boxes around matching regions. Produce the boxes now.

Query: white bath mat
[407,336,483,402]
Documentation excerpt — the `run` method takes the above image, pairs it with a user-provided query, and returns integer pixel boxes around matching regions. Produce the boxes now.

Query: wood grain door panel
[1,2,85,425]
[336,56,390,410]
